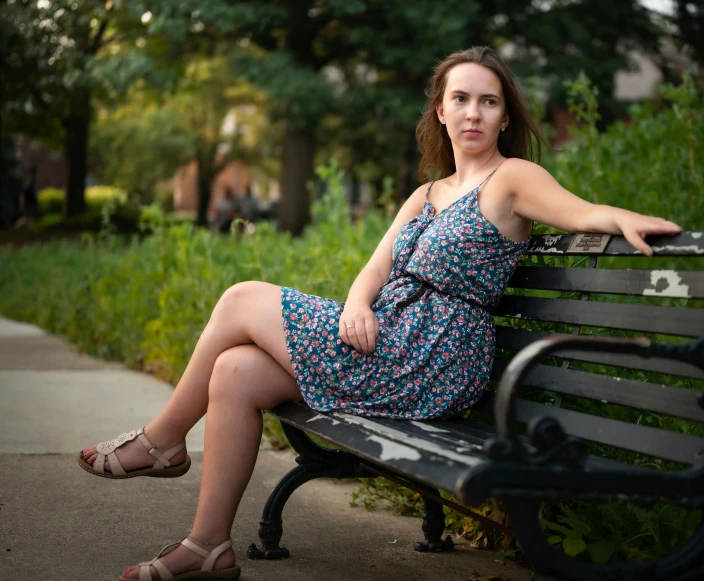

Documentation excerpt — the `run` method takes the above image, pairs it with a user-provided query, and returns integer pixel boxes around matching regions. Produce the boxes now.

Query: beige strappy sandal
[118,537,241,581]
[76,427,191,479]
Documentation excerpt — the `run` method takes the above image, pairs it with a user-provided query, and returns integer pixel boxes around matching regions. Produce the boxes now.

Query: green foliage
[33,186,140,234]
[91,57,280,202]
[0,0,145,144]
[545,73,704,226]
[0,160,387,382]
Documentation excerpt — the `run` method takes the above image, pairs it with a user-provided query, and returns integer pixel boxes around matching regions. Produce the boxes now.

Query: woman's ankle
[143,423,187,450]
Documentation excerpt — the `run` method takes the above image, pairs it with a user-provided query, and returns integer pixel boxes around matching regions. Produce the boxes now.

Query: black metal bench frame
[248,231,704,581]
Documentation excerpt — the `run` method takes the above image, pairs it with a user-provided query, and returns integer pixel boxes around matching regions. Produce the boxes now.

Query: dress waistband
[394,276,493,313]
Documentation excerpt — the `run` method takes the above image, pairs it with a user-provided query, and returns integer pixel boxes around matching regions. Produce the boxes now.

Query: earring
[440,119,446,125]
[501,127,506,132]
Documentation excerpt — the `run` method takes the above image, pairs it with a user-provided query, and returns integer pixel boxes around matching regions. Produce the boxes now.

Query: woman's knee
[209,345,303,410]
[211,281,263,320]
[209,347,255,402]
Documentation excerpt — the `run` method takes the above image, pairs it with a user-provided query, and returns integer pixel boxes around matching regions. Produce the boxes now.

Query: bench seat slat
[479,393,704,465]
[268,401,486,493]
[271,404,672,503]
[509,267,704,299]
[489,358,704,422]
[494,296,704,337]
[495,328,704,378]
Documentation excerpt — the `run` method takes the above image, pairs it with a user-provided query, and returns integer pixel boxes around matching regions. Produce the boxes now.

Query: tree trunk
[279,124,315,236]
[63,89,90,217]
[196,167,213,227]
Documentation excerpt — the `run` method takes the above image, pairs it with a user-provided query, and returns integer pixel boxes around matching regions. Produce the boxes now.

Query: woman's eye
[484,99,495,105]
[454,96,464,102]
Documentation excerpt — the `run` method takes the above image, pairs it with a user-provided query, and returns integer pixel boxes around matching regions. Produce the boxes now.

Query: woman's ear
[502,112,510,131]
[436,103,444,124]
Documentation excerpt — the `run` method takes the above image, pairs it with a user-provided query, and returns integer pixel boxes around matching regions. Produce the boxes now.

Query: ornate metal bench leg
[414,492,454,552]
[249,421,376,560]
[247,461,328,560]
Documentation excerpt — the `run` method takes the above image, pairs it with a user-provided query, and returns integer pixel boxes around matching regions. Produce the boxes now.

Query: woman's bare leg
[82,281,298,474]
[121,343,302,579]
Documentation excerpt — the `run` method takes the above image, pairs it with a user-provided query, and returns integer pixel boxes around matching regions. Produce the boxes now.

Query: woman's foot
[81,426,187,474]
[120,538,237,580]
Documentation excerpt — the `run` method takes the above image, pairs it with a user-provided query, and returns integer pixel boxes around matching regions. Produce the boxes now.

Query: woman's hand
[339,303,379,355]
[613,210,683,256]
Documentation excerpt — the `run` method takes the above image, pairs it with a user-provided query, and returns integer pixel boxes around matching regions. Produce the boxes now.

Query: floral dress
[280,168,531,420]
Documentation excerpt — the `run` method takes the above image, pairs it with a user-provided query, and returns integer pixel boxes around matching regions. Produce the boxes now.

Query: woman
[78,46,682,580]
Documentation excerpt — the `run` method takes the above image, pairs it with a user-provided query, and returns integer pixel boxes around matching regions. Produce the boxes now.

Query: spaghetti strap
[475,161,505,192]
[425,180,437,201]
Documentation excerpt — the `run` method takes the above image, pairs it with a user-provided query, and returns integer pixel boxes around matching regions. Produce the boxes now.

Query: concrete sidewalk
[0,316,532,581]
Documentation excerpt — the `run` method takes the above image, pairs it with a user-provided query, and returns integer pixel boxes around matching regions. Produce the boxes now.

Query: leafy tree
[0,0,150,217]
[341,0,663,197]
[91,57,280,223]
[673,0,704,73]
[134,0,666,233]
[2,0,671,233]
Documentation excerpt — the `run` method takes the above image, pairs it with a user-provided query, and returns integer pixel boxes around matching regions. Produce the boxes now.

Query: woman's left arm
[506,159,683,256]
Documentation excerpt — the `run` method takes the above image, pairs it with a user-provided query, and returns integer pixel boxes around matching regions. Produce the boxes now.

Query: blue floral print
[280,173,530,420]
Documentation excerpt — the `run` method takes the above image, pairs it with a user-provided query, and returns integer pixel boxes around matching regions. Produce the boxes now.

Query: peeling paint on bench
[307,415,341,426]
[644,270,691,298]
[651,245,704,255]
[532,246,565,254]
[410,421,451,434]
[367,435,422,461]
[330,413,484,467]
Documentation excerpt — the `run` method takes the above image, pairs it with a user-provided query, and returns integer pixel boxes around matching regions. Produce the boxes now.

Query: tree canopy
[3,0,698,233]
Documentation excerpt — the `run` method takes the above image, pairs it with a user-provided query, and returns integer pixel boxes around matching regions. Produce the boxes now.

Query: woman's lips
[463,129,482,134]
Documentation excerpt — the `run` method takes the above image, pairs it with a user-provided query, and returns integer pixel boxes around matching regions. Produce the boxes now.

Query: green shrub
[38,185,129,215]
[38,188,64,214]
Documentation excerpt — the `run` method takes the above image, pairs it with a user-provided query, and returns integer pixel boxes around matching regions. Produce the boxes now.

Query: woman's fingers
[342,324,361,353]
[339,312,379,355]
[622,216,684,257]
[623,218,682,256]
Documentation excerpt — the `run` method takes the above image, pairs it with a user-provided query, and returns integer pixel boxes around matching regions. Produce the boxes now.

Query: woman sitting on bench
[77,46,682,581]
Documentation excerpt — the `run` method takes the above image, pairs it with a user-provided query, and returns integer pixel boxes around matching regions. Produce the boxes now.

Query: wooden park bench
[248,231,704,581]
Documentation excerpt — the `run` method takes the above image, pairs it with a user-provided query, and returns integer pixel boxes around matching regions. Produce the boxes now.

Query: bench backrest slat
[494,296,704,337]
[495,328,704,378]
[490,358,704,423]
[478,393,704,465]
[486,232,704,468]
[526,232,704,256]
[509,267,704,299]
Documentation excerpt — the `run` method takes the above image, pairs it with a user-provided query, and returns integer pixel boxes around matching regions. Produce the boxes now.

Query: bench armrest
[488,334,704,466]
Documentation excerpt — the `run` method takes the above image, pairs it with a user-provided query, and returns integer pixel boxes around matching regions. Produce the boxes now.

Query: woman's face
[436,63,509,155]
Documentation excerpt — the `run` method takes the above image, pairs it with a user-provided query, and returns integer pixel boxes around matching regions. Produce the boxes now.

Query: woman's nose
[465,100,481,119]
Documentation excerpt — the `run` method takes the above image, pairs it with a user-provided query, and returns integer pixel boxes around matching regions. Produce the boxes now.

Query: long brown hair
[416,46,548,181]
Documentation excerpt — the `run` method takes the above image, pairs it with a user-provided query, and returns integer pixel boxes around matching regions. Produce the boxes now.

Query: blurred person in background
[214,186,237,233]
[14,167,39,229]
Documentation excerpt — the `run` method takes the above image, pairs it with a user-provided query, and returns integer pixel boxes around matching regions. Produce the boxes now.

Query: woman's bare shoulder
[495,158,550,195]
[499,157,541,174]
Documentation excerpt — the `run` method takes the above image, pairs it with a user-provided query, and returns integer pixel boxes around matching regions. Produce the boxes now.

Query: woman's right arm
[339,183,429,354]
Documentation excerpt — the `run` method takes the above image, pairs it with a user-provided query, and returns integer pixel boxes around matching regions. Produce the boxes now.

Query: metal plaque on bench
[567,233,612,254]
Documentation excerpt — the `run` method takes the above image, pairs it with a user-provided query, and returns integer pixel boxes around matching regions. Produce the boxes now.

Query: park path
[0,316,531,581]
